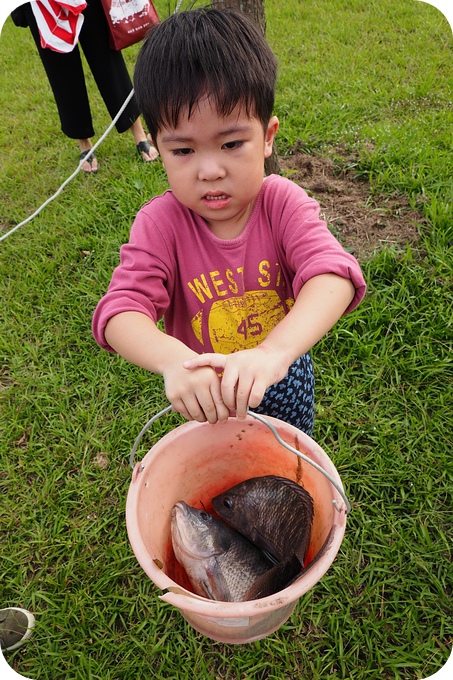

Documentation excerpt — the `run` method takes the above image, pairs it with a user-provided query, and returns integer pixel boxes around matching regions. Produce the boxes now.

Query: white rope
[2,1,190,244]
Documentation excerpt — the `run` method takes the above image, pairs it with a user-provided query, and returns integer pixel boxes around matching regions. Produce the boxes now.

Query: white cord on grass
[2,1,190,244]
[0,88,135,243]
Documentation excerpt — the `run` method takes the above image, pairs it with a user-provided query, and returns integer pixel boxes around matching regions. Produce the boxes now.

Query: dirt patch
[279,149,425,260]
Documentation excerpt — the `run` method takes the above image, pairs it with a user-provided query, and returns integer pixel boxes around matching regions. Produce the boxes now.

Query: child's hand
[183,346,289,421]
[103,312,231,425]
[163,361,230,424]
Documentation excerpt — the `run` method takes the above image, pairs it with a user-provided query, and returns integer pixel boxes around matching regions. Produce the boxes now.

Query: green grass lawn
[1,1,452,678]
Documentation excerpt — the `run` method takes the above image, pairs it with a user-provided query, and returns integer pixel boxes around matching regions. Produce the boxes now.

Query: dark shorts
[250,353,315,435]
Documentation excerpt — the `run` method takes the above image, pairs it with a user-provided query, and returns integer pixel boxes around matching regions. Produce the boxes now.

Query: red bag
[100,0,159,51]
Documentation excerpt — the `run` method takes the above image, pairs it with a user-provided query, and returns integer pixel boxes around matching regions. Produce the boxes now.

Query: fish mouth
[171,502,212,559]
[172,501,188,515]
[171,504,195,558]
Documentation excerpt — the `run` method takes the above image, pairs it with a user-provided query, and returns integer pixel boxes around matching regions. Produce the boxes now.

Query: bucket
[126,407,348,644]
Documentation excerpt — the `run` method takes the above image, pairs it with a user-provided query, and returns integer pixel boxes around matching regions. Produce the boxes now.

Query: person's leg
[24,3,97,171]
[79,0,157,160]
[251,353,315,435]
[130,124,159,162]
[78,144,98,173]
[0,608,35,652]
[79,0,139,133]
[24,3,94,140]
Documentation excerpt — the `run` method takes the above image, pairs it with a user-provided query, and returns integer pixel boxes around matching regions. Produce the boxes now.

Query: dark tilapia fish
[212,475,314,566]
[171,501,295,602]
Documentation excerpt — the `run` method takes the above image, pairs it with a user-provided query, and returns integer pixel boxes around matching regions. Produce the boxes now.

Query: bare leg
[78,138,98,173]
[129,118,159,161]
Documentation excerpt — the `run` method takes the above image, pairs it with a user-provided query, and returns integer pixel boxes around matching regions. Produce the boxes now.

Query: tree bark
[215,0,280,175]
[215,0,266,34]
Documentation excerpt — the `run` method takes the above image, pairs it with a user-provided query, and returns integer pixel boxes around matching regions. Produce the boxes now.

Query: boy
[92,7,366,434]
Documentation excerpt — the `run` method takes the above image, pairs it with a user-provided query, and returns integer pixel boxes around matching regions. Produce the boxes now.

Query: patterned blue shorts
[250,353,315,435]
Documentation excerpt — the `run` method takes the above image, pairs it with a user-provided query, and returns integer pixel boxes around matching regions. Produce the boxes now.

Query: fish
[212,475,314,566]
[171,501,295,602]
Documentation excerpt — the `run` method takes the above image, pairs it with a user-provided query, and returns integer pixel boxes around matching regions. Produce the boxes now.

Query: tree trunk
[215,0,266,34]
[215,0,280,175]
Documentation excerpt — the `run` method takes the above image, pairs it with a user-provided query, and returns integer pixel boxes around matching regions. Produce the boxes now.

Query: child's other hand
[183,346,289,421]
[163,362,230,424]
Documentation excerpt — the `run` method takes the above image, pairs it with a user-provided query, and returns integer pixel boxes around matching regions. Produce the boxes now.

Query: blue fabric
[251,353,315,435]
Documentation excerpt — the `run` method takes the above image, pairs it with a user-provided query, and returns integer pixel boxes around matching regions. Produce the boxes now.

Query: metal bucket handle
[129,405,350,514]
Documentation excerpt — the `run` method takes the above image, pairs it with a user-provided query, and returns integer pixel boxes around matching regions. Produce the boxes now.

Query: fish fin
[282,527,339,592]
[291,525,337,583]
[250,528,280,561]
[261,548,279,565]
[196,559,234,601]
[273,477,314,515]
[294,540,310,565]
[201,579,217,600]
[212,558,239,602]
[243,554,302,601]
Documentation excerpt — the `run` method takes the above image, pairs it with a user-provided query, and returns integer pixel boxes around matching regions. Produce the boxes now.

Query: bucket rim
[130,406,350,513]
[126,413,347,617]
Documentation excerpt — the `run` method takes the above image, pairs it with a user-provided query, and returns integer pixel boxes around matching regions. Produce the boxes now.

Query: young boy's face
[155,97,279,239]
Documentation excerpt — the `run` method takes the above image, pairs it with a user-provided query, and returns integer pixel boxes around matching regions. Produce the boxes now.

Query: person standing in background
[11,0,158,173]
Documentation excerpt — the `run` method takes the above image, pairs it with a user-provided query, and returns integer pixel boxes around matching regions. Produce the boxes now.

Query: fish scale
[214,531,275,601]
[212,475,314,564]
[171,501,276,602]
[171,475,314,603]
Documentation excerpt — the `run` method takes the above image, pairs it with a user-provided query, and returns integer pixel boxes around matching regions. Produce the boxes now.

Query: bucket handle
[129,405,350,514]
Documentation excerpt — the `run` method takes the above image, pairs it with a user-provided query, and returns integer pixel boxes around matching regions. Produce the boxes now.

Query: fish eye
[223,498,234,509]
[199,511,211,522]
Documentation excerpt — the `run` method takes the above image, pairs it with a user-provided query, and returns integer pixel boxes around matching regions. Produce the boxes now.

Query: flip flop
[80,149,98,174]
[136,139,159,162]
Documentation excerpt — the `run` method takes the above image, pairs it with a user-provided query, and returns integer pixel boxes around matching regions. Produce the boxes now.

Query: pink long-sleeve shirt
[92,174,366,354]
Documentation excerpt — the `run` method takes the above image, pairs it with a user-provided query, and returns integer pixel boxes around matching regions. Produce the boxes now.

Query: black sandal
[136,140,158,162]
[80,149,97,174]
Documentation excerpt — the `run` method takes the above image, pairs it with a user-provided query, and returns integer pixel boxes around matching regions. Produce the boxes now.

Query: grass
[1,1,452,678]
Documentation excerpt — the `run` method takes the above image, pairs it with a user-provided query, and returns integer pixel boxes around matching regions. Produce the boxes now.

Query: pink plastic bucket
[126,409,348,644]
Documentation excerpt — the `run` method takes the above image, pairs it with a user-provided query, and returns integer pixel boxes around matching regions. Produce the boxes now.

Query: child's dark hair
[134,6,278,143]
